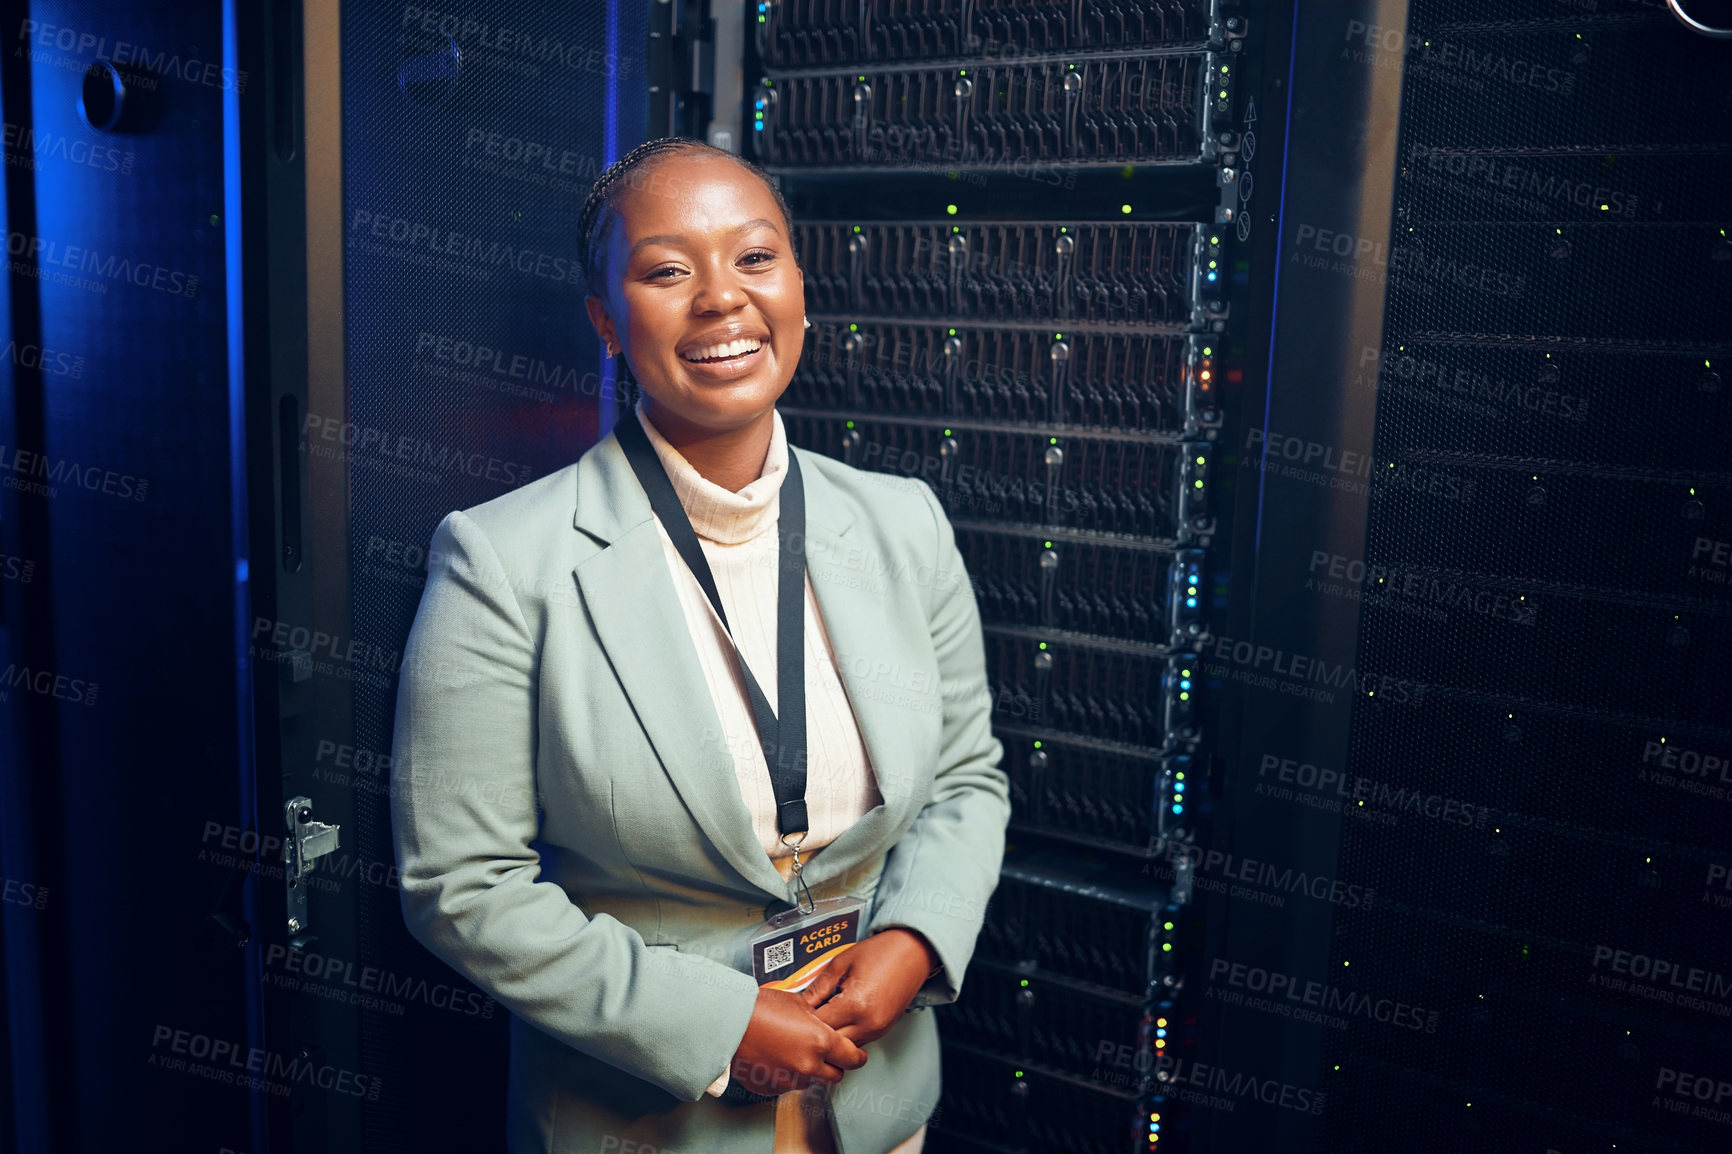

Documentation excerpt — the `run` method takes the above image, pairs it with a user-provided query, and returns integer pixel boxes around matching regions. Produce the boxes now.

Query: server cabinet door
[253,2,649,1152]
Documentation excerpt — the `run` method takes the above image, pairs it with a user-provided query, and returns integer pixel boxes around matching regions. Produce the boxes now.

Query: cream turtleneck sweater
[632,403,927,1154]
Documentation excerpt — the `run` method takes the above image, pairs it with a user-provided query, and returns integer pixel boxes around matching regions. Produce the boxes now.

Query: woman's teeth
[683,337,763,363]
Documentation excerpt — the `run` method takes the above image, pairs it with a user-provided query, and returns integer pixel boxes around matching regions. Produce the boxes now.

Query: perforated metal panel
[336,4,645,1150]
[1317,3,1732,1151]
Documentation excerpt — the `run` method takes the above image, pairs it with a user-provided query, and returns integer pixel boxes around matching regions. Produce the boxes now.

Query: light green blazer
[390,418,1011,1154]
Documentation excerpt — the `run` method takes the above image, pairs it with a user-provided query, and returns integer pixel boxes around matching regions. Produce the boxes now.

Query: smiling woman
[580,140,808,491]
[390,135,1009,1154]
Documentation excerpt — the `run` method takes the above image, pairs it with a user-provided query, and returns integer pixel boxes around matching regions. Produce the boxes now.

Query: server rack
[746,3,1250,1149]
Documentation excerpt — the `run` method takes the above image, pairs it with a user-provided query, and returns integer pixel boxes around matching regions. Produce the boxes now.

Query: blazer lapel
[790,451,927,891]
[568,425,928,900]
[571,431,789,899]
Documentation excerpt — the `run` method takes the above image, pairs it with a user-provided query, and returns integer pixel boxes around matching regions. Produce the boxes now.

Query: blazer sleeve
[390,509,761,1101]
[863,480,1011,1006]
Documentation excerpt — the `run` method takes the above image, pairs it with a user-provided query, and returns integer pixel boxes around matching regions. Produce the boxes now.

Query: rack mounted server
[750,2,1245,1148]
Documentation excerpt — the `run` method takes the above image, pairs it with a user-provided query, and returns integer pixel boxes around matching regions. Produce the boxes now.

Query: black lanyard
[613,412,810,842]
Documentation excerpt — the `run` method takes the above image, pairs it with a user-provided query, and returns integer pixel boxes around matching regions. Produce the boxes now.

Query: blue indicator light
[1185,597,1197,608]
[1172,803,1183,814]
[1179,679,1191,690]
[755,122,764,130]
[1174,781,1186,792]
[1206,271,1218,281]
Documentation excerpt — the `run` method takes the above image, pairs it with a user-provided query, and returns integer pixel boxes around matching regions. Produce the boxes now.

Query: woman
[390,138,1010,1154]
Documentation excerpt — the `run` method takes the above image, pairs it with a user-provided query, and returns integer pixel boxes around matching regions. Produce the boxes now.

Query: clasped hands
[726,928,939,1098]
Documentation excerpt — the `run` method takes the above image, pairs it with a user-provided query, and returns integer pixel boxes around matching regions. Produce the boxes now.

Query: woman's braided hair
[576,137,798,406]
[577,136,797,300]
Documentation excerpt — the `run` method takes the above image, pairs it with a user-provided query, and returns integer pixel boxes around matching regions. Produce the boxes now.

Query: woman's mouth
[681,337,764,366]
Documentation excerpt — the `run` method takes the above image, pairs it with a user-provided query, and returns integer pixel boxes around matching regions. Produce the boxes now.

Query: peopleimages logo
[347,210,584,288]
[1207,958,1440,1033]
[15,19,249,92]
[1404,144,1638,218]
[1291,223,1526,297]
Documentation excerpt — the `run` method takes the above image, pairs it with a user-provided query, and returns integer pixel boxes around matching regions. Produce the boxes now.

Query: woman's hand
[730,986,869,1096]
[797,929,940,1048]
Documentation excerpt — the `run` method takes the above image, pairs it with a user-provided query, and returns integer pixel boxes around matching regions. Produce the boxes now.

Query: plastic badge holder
[749,895,866,991]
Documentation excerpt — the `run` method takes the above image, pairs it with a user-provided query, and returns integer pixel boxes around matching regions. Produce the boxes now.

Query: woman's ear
[584,295,620,356]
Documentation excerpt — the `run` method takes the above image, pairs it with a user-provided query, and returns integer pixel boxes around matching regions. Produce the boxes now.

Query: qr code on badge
[764,938,795,973]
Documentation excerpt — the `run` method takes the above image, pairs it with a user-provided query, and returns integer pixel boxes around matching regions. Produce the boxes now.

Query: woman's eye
[740,250,776,266]
[648,266,685,280]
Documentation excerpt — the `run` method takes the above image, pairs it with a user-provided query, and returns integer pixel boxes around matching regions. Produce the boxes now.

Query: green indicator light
[1221,65,1228,72]
[1209,236,1218,244]
[849,323,858,332]
[960,70,967,76]
[1055,333,1064,340]
[952,225,961,232]
[1195,456,1205,464]
[1175,772,1185,780]
[1162,943,1173,952]
[1033,740,1042,748]
[946,204,958,215]
[1020,979,1028,987]
[1181,669,1190,677]
[1164,922,1174,931]
[948,328,957,335]
[1121,204,1133,214]
[1193,480,1204,489]
[1219,90,1227,98]
[1179,692,1189,701]
[1202,347,1212,355]
[1208,260,1217,268]
[943,428,952,436]
[1015,1070,1023,1078]
[1060,226,1068,233]
[845,420,855,428]
[1044,541,1053,548]
[1049,436,1058,444]
[858,75,865,81]
[1038,642,1048,650]
[853,225,861,232]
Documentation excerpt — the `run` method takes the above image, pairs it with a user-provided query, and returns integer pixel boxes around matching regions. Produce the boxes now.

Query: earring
[803,316,811,329]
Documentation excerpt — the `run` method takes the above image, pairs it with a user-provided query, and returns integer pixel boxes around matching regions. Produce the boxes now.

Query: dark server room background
[1,1,1729,1151]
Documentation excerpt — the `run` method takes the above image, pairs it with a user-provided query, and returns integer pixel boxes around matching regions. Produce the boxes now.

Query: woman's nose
[690,263,747,312]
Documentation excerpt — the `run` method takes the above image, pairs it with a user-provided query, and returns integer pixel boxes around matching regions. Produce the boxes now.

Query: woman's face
[585,152,804,440]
